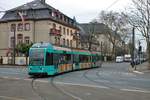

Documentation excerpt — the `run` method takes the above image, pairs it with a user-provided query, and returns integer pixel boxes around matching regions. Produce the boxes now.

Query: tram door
[73,54,79,70]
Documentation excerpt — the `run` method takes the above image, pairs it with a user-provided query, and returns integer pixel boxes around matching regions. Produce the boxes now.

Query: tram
[28,42,101,76]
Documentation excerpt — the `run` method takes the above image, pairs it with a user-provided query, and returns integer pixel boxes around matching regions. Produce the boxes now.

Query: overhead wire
[106,0,121,10]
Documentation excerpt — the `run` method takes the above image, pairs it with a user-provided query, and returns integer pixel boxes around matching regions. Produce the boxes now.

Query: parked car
[124,54,131,62]
[116,56,124,63]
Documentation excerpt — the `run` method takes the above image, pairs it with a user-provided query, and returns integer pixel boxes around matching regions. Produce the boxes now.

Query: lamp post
[138,41,142,64]
[100,42,103,61]
[131,27,135,69]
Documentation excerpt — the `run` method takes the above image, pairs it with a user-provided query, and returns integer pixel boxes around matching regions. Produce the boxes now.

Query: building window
[52,11,55,17]
[11,24,16,32]
[60,14,63,20]
[55,37,57,45]
[53,23,56,29]
[58,37,60,45]
[67,39,69,46]
[55,12,59,18]
[67,29,69,36]
[49,9,52,16]
[63,38,65,46]
[70,40,72,47]
[59,26,62,34]
[24,23,30,31]
[19,10,27,16]
[17,34,23,44]
[24,36,30,44]
[63,27,66,35]
[17,23,23,31]
[10,37,14,48]
[70,30,73,36]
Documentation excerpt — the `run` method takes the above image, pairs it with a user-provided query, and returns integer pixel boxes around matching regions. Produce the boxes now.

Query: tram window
[92,56,95,62]
[57,54,72,64]
[73,54,79,63]
[46,52,53,65]
[53,53,59,65]
[66,54,72,63]
[79,55,89,63]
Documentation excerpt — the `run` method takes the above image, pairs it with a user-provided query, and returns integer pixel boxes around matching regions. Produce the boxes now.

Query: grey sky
[0,0,131,23]
[1,0,146,51]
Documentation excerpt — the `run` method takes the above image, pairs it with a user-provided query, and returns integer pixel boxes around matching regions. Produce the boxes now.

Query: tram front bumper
[28,66,56,75]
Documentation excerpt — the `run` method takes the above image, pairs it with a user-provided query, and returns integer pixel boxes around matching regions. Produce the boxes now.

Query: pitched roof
[0,0,77,29]
[79,23,122,41]
[8,0,54,11]
[79,23,108,35]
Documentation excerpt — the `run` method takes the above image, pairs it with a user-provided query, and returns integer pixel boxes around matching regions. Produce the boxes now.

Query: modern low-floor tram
[28,42,101,76]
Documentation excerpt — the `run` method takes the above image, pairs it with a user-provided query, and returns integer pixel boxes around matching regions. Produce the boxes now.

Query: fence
[0,56,28,65]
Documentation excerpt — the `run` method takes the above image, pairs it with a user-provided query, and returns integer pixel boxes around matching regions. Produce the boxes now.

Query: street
[0,62,150,100]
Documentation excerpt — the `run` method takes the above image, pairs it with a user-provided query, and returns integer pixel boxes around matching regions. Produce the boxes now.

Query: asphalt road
[0,62,150,100]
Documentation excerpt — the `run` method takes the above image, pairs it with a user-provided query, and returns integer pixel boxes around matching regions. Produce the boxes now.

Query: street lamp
[138,41,142,64]
[131,27,136,70]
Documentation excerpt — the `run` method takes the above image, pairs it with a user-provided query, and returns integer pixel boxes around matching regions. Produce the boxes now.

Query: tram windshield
[29,49,45,66]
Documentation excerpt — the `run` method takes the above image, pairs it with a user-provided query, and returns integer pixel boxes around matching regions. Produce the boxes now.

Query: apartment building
[0,0,80,56]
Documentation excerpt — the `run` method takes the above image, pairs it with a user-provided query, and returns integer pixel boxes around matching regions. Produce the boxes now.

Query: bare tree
[127,0,150,66]
[98,11,130,59]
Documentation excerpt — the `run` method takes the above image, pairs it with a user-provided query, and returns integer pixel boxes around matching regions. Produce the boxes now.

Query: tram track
[31,78,47,100]
[82,68,112,88]
[31,75,83,100]
[49,76,83,100]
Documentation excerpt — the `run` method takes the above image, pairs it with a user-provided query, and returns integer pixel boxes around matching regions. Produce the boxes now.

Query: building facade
[0,0,80,57]
[79,23,113,55]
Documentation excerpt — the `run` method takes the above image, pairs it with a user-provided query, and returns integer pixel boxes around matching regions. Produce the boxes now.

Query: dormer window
[60,14,63,20]
[52,11,55,17]
[49,10,52,16]
[19,10,27,16]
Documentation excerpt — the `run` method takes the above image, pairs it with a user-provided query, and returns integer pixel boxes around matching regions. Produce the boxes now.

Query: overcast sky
[0,0,131,23]
[0,0,147,51]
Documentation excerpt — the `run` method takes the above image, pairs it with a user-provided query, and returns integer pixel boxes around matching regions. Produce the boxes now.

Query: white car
[116,56,124,63]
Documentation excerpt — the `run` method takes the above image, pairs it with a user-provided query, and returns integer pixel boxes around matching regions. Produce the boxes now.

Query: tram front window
[29,49,45,66]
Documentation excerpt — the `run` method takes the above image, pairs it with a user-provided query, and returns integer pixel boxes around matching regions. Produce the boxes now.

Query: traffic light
[138,46,142,52]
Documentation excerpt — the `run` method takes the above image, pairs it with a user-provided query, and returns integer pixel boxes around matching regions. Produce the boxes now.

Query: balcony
[49,28,61,36]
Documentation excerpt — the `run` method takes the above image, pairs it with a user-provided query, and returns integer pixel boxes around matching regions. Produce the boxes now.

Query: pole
[131,27,136,70]
[13,27,16,65]
[101,42,103,61]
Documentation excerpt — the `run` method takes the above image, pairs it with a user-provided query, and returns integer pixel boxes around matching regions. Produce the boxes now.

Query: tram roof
[31,42,99,55]
[31,42,53,49]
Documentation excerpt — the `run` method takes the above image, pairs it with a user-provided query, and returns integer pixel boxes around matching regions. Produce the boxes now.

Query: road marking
[133,71,144,74]
[0,72,23,75]
[85,92,92,96]
[23,78,32,81]
[142,70,150,73]
[95,79,110,83]
[35,79,49,83]
[0,95,25,100]
[55,81,110,89]
[2,76,9,79]
[120,89,150,93]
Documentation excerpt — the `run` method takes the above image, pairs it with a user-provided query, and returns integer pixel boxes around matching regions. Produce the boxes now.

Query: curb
[128,62,150,73]
[0,65,27,68]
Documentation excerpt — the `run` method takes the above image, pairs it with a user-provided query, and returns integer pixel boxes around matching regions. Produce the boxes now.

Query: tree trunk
[147,41,150,69]
[112,44,115,60]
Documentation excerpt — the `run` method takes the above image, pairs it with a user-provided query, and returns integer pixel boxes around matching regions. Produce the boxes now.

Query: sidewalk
[128,62,150,72]
[0,64,27,68]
